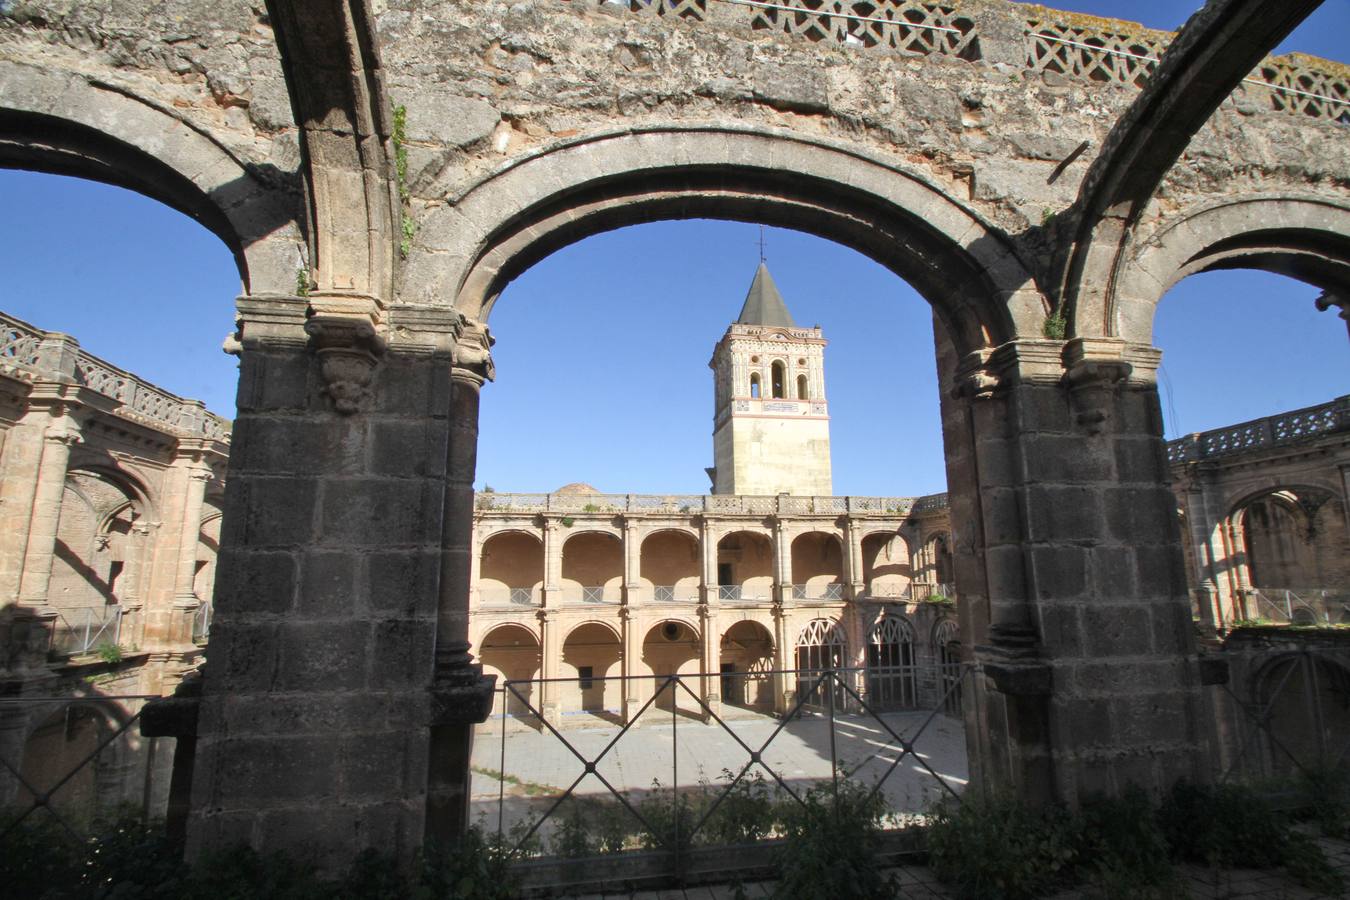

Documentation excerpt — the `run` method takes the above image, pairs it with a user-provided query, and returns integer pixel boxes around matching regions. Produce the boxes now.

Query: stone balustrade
[1166,395,1348,464]
[0,311,231,443]
[567,0,1349,122]
[475,489,946,516]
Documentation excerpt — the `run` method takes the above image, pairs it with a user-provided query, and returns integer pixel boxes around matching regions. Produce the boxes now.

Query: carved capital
[452,314,495,385]
[429,641,496,726]
[1315,290,1348,321]
[305,310,386,415]
[1061,338,1134,435]
[187,468,215,484]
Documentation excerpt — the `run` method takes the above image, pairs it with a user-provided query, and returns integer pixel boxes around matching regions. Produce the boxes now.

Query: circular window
[751,355,759,363]
[798,358,806,365]
[661,622,682,641]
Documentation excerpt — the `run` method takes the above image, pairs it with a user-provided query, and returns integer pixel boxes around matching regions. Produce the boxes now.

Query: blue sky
[0,1,1346,497]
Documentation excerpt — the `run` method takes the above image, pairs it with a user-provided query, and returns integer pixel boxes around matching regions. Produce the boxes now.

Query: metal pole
[498,684,507,841]
[827,669,838,806]
[671,675,680,879]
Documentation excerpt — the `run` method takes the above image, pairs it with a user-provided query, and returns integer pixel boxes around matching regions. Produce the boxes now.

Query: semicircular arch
[408,128,1046,356]
[1108,196,1350,344]
[562,619,623,644]
[0,63,301,293]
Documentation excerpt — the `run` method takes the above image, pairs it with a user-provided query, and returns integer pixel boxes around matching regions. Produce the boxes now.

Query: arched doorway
[642,619,702,717]
[866,616,917,710]
[719,619,775,713]
[479,624,543,720]
[561,622,623,720]
[795,618,848,712]
[1253,654,1350,777]
[933,618,963,716]
[16,703,135,825]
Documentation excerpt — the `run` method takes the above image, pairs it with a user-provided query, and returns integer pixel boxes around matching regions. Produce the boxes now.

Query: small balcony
[51,606,123,657]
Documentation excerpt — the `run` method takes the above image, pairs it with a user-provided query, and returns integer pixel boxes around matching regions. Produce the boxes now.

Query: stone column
[622,518,641,604]
[840,516,864,600]
[621,605,641,724]
[541,518,562,606]
[189,298,489,867]
[539,608,561,724]
[772,518,790,605]
[169,456,213,644]
[699,602,720,718]
[17,403,82,608]
[118,521,153,650]
[699,518,718,604]
[428,317,498,846]
[943,330,1208,806]
[772,605,791,715]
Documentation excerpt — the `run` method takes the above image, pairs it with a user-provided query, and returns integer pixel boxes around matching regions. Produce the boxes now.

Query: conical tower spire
[736,262,796,328]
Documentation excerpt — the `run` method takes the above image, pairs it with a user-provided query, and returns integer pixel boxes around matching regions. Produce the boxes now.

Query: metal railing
[580,586,620,604]
[191,602,212,643]
[653,585,698,603]
[474,663,973,888]
[791,583,844,601]
[50,606,123,657]
[1246,588,1342,626]
[717,585,771,603]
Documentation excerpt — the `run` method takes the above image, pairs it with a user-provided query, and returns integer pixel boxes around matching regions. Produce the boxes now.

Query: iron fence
[470,664,973,888]
[653,585,698,603]
[51,606,123,657]
[0,695,166,843]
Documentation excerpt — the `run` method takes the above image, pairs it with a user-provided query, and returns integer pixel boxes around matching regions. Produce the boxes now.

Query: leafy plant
[773,779,891,900]
[95,641,123,663]
[701,769,780,845]
[295,267,310,298]
[559,516,574,528]
[1043,309,1067,340]
[927,791,1078,900]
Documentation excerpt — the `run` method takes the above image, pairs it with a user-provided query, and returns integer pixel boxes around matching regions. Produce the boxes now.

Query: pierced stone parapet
[1165,395,1348,464]
[0,311,232,443]
[474,490,936,516]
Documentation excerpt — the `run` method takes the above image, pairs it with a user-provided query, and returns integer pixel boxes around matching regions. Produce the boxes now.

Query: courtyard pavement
[469,707,969,835]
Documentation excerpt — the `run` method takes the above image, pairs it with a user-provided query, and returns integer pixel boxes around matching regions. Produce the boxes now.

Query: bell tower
[708,263,832,496]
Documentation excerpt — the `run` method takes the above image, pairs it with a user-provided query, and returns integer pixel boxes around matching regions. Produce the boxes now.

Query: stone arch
[1107,196,1350,343]
[639,529,701,603]
[642,618,702,716]
[560,530,623,604]
[717,530,775,602]
[479,623,542,719]
[478,530,544,607]
[17,701,135,823]
[719,619,776,713]
[561,620,623,717]
[790,531,843,600]
[1225,486,1339,600]
[50,468,146,614]
[0,62,302,293]
[794,617,848,710]
[416,128,1046,357]
[1250,652,1350,776]
[860,530,913,599]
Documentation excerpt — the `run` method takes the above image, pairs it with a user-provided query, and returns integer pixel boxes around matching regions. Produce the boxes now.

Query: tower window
[797,374,809,400]
[750,373,761,398]
[771,361,786,399]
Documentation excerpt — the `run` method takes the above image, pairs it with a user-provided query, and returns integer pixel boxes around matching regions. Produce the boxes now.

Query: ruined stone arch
[69,463,156,525]
[0,63,302,294]
[416,128,1047,357]
[1105,195,1350,343]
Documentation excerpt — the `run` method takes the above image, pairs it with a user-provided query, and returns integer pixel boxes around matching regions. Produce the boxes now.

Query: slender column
[622,518,641,604]
[699,519,718,604]
[699,602,720,718]
[772,605,791,715]
[17,407,82,607]
[118,521,153,649]
[169,458,213,643]
[840,517,864,599]
[621,606,641,725]
[1178,484,1220,636]
[539,608,561,723]
[541,519,562,605]
[772,518,790,605]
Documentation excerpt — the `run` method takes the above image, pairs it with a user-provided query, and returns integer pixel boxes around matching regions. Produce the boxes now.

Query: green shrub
[1074,788,1186,899]
[773,780,891,900]
[701,769,781,845]
[927,792,1078,900]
